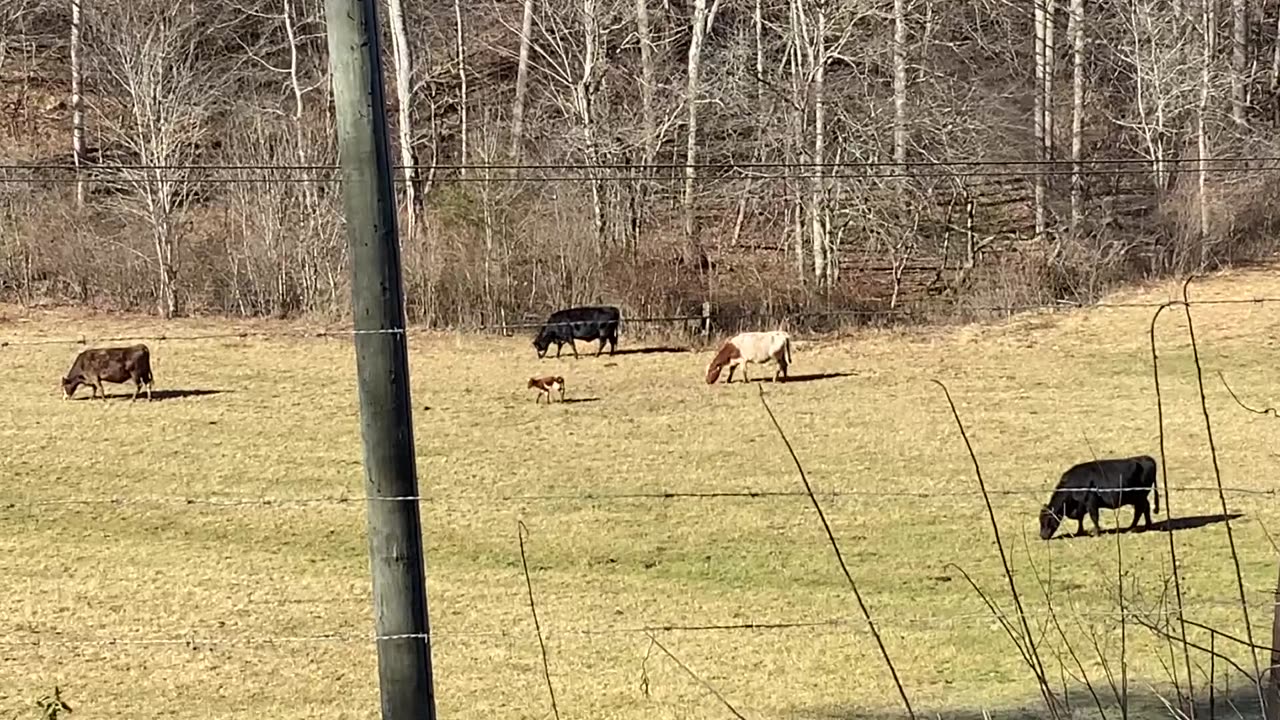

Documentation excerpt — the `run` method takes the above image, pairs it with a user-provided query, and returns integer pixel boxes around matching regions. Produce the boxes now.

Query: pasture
[3,268,1280,719]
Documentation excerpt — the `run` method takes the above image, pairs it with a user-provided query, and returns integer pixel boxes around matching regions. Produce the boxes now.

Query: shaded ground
[3,267,1280,719]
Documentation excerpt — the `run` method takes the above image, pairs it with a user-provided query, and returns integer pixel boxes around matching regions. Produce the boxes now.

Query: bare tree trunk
[1198,0,1214,248]
[1069,0,1084,231]
[635,0,655,151]
[577,0,605,245]
[892,0,907,172]
[754,0,763,106]
[1043,0,1057,236]
[809,3,827,286]
[386,0,420,242]
[1033,0,1046,238]
[682,0,707,246]
[1266,561,1280,720]
[454,0,468,176]
[1273,7,1280,127]
[788,0,805,280]
[510,0,536,158]
[70,0,85,208]
[1230,0,1246,124]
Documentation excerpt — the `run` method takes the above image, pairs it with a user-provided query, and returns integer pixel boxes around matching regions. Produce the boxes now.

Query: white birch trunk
[510,0,536,158]
[683,0,707,245]
[454,0,468,176]
[71,0,84,207]
[1069,0,1084,231]
[386,0,419,241]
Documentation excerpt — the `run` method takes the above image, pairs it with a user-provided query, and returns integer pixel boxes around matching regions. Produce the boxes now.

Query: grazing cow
[532,305,622,359]
[61,344,154,402]
[705,330,793,384]
[528,375,566,404]
[1038,455,1160,540]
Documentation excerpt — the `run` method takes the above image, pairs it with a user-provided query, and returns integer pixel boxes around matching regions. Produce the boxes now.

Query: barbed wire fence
[3,287,1280,717]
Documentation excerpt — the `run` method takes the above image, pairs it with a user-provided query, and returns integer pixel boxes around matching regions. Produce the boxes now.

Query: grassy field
[4,268,1280,719]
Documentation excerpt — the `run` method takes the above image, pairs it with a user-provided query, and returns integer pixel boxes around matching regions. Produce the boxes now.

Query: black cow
[61,344,154,402]
[532,305,621,359]
[1038,455,1160,539]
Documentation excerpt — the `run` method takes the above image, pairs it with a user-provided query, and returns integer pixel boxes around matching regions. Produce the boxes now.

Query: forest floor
[3,267,1280,719]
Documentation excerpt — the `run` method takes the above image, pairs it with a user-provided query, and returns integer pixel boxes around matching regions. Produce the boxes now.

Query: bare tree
[1033,0,1047,238]
[682,0,710,246]
[386,0,421,241]
[88,0,232,318]
[70,0,85,207]
[1230,0,1247,124]
[454,0,469,175]
[1068,0,1085,231]
[510,0,537,158]
[892,0,907,171]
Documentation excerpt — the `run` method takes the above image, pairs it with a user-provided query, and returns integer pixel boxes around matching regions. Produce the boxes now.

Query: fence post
[323,1,437,719]
[701,301,712,340]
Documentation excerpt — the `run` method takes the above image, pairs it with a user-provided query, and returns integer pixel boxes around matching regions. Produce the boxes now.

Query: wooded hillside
[2,0,1279,328]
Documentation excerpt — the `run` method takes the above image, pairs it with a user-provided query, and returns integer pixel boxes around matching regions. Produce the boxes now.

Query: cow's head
[532,331,554,359]
[60,375,80,400]
[705,358,724,385]
[1038,505,1062,540]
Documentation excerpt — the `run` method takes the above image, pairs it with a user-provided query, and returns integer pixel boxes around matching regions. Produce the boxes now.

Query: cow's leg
[609,335,617,355]
[131,378,140,402]
[741,364,750,383]
[596,338,606,357]
[1127,499,1147,531]
[725,365,736,384]
[570,339,579,359]
[1088,501,1104,536]
[554,342,562,359]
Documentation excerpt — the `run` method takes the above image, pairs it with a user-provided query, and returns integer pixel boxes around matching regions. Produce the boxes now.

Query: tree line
[1,0,1279,328]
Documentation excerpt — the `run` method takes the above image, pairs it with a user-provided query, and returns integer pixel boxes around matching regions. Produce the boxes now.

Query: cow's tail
[784,336,793,366]
[1154,480,1160,514]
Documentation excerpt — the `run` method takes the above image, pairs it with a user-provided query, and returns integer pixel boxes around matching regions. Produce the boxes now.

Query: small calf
[528,375,566,404]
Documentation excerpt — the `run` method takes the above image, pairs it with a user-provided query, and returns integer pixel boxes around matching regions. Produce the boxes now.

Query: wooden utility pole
[322,1,437,719]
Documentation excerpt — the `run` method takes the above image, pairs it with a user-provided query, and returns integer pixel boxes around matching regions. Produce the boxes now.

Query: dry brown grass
[4,267,1280,719]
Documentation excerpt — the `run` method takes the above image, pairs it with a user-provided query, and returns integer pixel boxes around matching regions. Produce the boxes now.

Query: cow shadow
[1051,512,1244,541]
[611,346,690,356]
[735,371,857,385]
[74,389,229,402]
[561,397,600,404]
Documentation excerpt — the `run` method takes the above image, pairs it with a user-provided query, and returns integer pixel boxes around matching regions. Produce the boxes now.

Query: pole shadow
[72,389,229,402]
[611,347,691,356]
[561,397,600,404]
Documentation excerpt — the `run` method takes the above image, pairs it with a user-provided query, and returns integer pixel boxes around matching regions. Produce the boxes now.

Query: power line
[4,156,1280,171]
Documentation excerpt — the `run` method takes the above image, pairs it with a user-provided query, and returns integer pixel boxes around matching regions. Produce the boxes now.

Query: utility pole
[323,1,437,719]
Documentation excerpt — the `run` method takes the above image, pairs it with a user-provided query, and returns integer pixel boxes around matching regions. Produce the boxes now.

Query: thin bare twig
[1218,371,1280,418]
[931,379,1061,717]
[756,384,916,720]
[517,520,561,720]
[1181,277,1263,705]
[643,631,748,720]
[1150,299,1196,713]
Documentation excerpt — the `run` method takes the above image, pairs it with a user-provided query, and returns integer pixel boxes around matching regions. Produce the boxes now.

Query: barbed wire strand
[3,603,1277,648]
[2,483,1276,509]
[3,295,1279,348]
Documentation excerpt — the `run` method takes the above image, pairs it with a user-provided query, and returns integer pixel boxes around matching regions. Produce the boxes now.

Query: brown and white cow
[528,375,566,404]
[705,330,792,384]
[61,344,154,401]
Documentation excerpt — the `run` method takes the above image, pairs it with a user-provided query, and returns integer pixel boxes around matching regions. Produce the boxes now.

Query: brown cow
[61,344,154,402]
[705,330,793,384]
[528,375,566,404]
